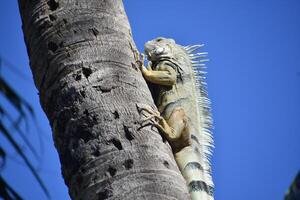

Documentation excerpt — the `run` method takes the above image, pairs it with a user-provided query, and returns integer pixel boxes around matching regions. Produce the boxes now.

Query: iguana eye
[156,38,163,42]
[154,47,164,55]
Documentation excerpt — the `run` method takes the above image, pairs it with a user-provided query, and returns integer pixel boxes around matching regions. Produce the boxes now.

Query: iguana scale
[136,37,214,200]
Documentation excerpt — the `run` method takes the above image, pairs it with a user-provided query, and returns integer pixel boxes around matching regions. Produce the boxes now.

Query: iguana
[136,37,214,200]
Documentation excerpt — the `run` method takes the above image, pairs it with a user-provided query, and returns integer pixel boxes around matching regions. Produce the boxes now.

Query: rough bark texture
[18,0,190,199]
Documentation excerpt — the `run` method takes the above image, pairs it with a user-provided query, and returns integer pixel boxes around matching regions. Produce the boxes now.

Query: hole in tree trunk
[49,14,57,21]
[82,67,92,79]
[124,159,133,169]
[48,41,58,53]
[110,138,122,150]
[47,0,59,11]
[124,125,134,141]
[83,109,89,116]
[112,111,119,119]
[107,166,117,177]
[163,160,170,168]
[93,150,100,157]
[73,71,82,81]
[98,188,112,200]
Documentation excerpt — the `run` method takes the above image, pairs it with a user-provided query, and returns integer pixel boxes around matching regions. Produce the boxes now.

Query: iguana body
[137,37,214,200]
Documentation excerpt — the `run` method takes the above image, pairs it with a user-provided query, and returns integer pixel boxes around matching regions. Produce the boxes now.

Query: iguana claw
[133,50,145,69]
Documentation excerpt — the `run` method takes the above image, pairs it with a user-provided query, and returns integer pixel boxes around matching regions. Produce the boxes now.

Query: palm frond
[0,77,34,121]
[0,58,49,199]
[285,171,300,200]
[0,147,5,169]
[0,122,50,198]
[0,105,39,159]
[0,175,23,200]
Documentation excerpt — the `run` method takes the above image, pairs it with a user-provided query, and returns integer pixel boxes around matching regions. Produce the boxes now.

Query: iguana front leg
[135,51,177,86]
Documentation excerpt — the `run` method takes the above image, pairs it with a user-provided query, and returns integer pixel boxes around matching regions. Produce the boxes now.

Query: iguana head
[144,37,176,62]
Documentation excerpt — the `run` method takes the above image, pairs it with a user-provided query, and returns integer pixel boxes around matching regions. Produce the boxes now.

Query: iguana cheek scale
[137,37,214,200]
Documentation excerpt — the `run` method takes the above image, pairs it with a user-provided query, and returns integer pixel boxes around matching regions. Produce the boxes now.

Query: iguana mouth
[145,51,152,60]
[144,43,154,59]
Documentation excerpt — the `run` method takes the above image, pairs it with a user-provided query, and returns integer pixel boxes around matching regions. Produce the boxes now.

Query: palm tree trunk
[18,0,190,199]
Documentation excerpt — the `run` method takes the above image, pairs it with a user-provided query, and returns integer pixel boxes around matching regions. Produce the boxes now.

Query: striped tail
[175,141,214,200]
[180,44,214,199]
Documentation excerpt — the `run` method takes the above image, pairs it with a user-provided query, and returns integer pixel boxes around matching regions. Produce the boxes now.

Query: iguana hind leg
[140,106,191,152]
[139,107,174,138]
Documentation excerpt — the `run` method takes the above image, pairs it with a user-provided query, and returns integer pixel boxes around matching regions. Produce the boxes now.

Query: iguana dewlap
[137,37,214,200]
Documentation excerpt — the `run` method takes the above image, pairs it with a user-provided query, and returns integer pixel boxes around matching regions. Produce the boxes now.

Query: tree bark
[18,0,190,199]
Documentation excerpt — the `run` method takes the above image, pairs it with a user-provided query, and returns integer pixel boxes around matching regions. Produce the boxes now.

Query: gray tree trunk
[18,0,190,199]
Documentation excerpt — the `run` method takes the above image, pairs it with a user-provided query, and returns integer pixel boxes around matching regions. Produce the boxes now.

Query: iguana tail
[175,146,213,200]
[178,45,214,199]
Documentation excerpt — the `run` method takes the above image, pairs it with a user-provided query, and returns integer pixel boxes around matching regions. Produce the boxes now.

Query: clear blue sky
[0,0,299,200]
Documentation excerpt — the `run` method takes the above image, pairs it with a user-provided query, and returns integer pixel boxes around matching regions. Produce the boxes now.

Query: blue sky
[0,0,300,200]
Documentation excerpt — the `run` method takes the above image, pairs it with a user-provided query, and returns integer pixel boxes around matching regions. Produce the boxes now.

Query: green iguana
[136,37,214,200]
